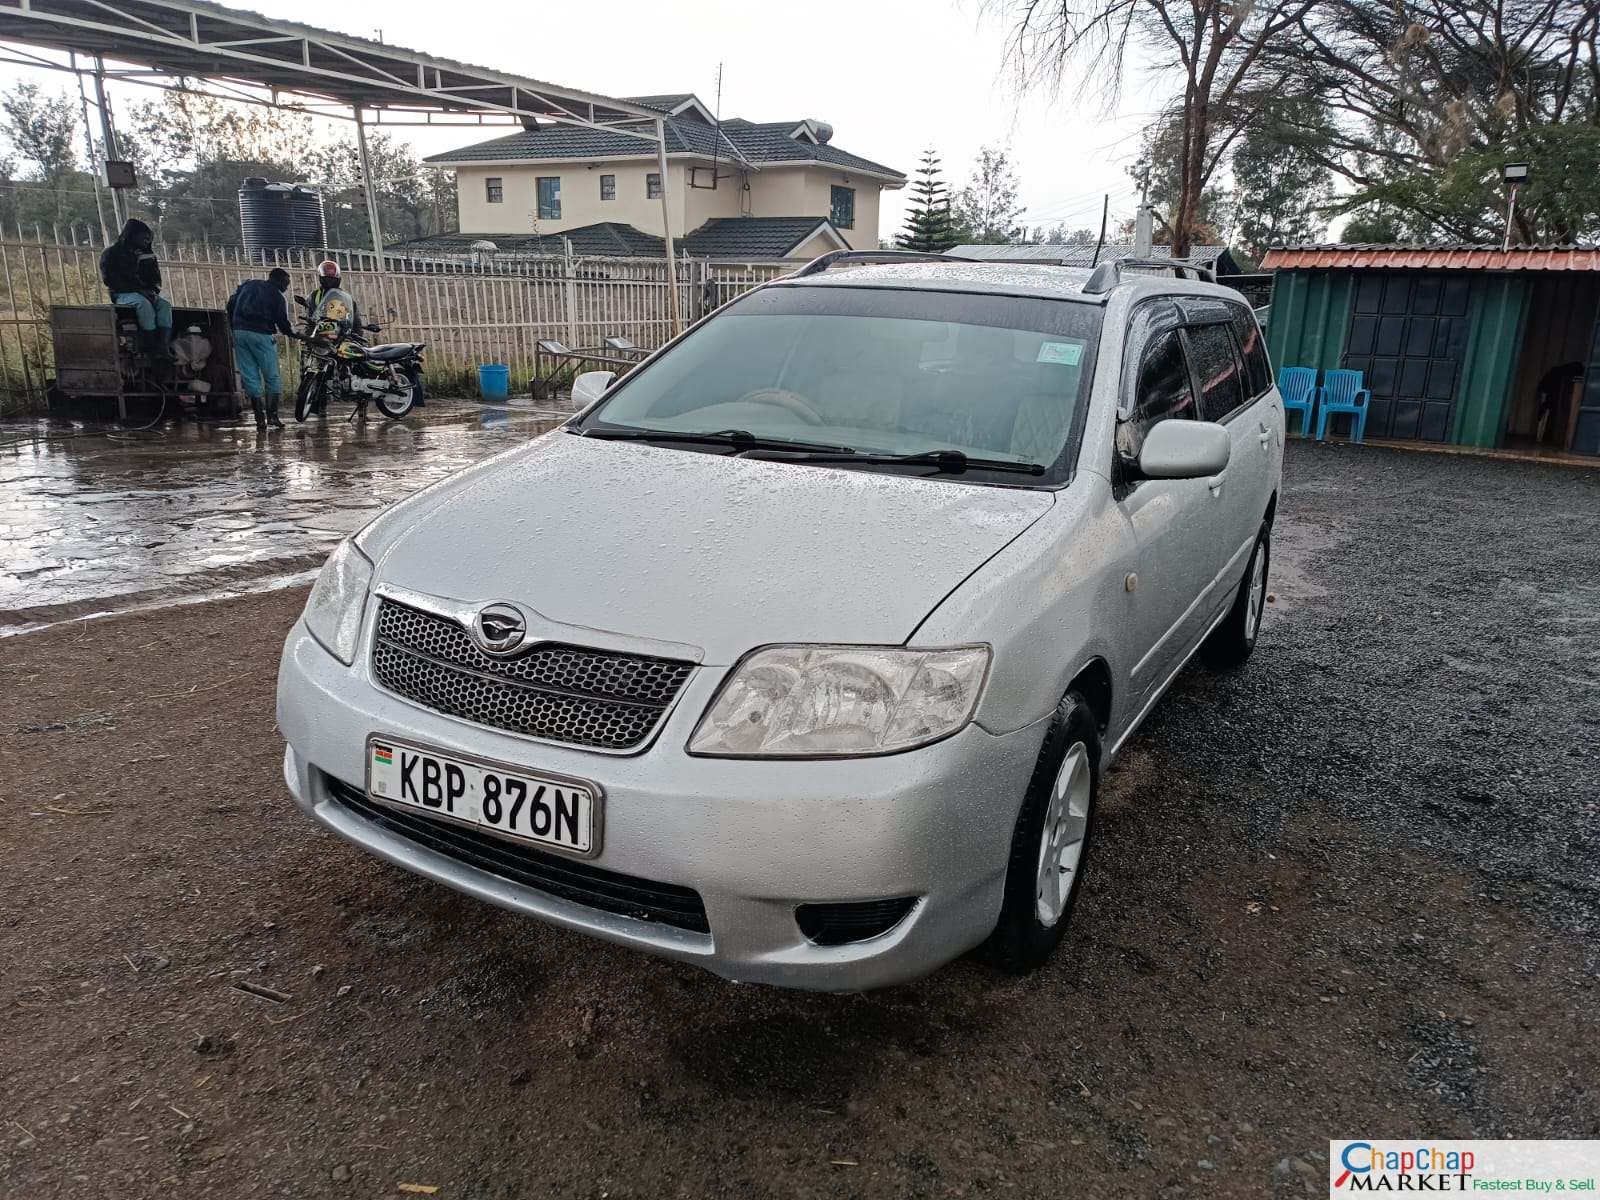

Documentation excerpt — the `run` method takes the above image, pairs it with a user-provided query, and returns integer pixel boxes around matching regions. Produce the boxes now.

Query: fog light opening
[796,897,919,946]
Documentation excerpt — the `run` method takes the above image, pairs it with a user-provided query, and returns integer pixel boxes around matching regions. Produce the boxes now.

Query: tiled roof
[424,116,737,163]
[427,110,904,181]
[388,217,841,260]
[1261,243,1600,271]
[387,222,665,257]
[626,93,700,114]
[950,242,1235,269]
[680,217,843,259]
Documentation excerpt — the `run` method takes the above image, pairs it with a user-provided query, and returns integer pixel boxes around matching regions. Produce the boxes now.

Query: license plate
[365,737,599,856]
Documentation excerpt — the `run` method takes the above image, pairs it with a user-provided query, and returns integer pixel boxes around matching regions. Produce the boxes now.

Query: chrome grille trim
[370,600,694,751]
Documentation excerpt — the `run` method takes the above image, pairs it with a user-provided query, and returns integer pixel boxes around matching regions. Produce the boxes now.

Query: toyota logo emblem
[472,602,527,656]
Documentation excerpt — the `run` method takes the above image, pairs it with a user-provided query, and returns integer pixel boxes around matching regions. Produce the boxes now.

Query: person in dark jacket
[99,218,173,362]
[225,267,293,430]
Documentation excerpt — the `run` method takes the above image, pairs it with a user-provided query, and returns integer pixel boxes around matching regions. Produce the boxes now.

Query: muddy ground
[2,441,1598,1199]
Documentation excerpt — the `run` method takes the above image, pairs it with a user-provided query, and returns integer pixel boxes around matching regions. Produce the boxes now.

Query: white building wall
[451,161,892,249]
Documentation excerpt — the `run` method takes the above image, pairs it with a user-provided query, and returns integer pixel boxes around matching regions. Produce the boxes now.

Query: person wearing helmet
[307,260,361,416]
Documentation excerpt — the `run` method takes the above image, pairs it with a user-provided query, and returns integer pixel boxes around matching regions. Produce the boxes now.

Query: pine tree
[898,149,960,252]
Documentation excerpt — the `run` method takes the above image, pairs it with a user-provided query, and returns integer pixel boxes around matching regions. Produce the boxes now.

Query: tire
[981,691,1101,975]
[1201,519,1271,670]
[377,368,418,420]
[295,372,322,423]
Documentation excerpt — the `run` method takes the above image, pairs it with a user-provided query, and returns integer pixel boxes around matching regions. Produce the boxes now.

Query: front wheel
[295,371,323,423]
[981,691,1100,975]
[1201,519,1271,670]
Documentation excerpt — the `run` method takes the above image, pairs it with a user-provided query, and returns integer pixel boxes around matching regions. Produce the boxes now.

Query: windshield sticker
[1037,341,1084,366]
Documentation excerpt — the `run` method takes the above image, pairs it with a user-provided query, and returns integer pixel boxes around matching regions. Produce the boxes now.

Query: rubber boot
[265,392,284,430]
[249,394,267,431]
[142,328,175,365]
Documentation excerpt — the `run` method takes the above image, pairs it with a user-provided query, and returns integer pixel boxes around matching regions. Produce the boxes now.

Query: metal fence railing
[0,232,792,413]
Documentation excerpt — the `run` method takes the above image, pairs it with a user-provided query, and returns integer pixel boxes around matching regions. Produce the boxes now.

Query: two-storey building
[420,93,905,260]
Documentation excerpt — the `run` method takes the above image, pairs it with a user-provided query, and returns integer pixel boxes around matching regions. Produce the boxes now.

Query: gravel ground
[2,441,1598,1199]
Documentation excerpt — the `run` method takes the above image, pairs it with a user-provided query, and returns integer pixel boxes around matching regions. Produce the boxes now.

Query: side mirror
[293,294,309,309]
[571,370,616,408]
[1138,419,1231,480]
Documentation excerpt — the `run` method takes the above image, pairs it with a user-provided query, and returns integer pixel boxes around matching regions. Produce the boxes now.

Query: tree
[1265,0,1600,242]
[1126,110,1234,246]
[1231,101,1333,256]
[0,82,106,233]
[1,82,79,180]
[898,148,961,252]
[953,146,1026,243]
[993,0,1314,256]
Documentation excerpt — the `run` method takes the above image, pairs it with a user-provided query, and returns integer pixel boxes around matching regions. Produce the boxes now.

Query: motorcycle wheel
[377,368,419,420]
[295,373,323,423]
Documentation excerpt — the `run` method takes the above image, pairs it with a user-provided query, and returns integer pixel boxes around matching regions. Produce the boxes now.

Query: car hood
[368,432,1053,664]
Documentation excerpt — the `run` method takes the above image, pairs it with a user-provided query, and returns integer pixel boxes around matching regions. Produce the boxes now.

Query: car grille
[370,599,695,751]
[326,776,710,934]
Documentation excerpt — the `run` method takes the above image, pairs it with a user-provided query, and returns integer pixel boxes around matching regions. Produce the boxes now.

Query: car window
[1229,304,1272,398]
[1116,329,1196,462]
[1186,323,1246,422]
[579,284,1104,483]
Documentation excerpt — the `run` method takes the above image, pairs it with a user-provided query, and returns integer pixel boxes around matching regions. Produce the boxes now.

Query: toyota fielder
[276,253,1283,991]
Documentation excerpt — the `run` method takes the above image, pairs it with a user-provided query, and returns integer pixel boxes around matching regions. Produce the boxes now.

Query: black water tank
[239,177,327,257]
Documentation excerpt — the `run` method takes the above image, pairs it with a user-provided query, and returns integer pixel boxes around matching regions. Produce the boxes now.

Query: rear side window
[1229,304,1272,397]
[1186,323,1245,422]
[1117,330,1196,460]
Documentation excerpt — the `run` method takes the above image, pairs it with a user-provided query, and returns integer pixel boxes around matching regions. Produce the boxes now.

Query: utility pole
[656,117,681,336]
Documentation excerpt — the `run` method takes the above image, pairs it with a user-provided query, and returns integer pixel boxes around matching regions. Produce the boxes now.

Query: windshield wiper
[750,447,1047,476]
[575,427,855,453]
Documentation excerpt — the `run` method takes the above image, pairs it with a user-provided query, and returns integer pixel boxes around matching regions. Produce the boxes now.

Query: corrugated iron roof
[1261,244,1600,271]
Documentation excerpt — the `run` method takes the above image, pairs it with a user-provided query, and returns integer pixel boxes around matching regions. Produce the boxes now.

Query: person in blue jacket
[225,267,293,430]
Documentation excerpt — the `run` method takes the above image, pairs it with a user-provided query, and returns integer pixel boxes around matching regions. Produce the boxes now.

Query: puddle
[0,399,563,627]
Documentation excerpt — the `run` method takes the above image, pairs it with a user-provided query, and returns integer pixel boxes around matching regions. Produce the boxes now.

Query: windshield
[575,284,1103,483]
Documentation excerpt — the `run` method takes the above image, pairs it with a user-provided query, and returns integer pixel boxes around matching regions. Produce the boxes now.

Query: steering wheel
[737,388,826,426]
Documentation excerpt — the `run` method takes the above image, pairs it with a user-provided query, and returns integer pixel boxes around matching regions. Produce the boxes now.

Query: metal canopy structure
[0,0,682,327]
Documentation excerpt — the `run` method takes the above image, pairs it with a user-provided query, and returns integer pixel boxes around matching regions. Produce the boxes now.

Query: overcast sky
[0,0,1172,244]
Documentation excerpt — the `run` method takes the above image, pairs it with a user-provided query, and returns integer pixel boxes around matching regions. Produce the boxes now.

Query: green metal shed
[1259,245,1600,455]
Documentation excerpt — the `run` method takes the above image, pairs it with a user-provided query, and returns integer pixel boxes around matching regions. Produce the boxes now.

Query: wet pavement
[0,401,568,631]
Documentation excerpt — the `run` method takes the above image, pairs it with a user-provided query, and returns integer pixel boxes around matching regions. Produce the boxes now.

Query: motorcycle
[292,294,425,422]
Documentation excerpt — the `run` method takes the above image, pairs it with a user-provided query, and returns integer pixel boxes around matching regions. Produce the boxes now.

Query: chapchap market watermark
[1330,1141,1600,1194]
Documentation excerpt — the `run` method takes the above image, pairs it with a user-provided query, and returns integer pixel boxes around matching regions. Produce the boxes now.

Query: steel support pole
[655,118,681,336]
[354,106,391,321]
[74,60,111,244]
[91,60,123,229]
[354,108,386,256]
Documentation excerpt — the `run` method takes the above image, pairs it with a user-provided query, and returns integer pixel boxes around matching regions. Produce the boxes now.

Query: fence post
[562,237,579,350]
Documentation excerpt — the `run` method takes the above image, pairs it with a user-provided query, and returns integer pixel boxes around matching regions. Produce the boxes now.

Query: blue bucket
[477,363,510,400]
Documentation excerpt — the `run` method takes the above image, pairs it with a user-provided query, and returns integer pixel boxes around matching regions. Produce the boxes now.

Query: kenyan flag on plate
[372,743,393,765]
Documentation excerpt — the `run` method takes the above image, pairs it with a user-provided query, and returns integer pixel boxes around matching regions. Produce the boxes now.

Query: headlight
[303,539,373,665]
[688,645,990,758]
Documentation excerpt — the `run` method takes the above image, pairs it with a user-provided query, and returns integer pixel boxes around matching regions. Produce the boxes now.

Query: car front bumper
[277,618,1047,991]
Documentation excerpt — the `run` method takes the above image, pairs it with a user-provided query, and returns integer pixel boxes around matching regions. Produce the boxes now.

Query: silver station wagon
[276,251,1284,991]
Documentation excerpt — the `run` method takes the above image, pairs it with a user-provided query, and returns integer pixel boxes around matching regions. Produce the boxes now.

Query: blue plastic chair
[1315,368,1372,442]
[1277,366,1317,438]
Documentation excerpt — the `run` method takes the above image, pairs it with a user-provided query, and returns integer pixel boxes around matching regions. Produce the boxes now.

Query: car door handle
[1257,422,1272,449]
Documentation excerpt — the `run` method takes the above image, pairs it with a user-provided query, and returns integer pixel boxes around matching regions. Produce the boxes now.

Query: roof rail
[789,249,965,278]
[1081,256,1217,294]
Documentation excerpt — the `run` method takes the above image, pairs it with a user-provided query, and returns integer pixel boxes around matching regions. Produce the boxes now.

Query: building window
[600,174,616,201]
[485,176,503,204]
[646,172,662,199]
[830,185,855,229]
[537,176,561,220]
